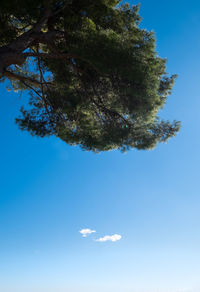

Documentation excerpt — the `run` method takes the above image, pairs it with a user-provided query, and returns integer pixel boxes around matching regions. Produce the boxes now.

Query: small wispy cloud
[95,234,122,242]
[79,228,96,237]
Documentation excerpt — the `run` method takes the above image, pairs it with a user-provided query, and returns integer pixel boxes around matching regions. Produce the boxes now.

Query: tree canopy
[0,0,180,152]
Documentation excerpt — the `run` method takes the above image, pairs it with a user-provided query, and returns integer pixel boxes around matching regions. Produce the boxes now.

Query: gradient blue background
[1,1,200,291]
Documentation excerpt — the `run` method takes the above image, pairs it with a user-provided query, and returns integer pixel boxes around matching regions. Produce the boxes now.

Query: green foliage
[0,0,180,152]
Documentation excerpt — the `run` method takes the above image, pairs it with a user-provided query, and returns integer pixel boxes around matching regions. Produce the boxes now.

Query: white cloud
[95,234,122,242]
[79,228,96,237]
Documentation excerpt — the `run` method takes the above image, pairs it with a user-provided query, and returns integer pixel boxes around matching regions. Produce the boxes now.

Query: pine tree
[0,0,180,152]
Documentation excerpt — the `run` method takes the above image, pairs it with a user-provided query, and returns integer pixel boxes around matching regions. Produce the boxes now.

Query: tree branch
[23,52,74,60]
[0,7,52,55]
[4,69,47,87]
[21,80,43,98]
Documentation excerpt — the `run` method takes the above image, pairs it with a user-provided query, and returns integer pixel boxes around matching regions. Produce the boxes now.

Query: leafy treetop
[0,0,180,152]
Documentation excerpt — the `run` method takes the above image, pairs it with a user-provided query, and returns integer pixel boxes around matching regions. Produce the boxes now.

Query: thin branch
[21,80,43,98]
[90,82,131,126]
[35,46,50,114]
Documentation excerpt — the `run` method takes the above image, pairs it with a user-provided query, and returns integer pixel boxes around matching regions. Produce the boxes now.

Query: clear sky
[1,1,200,292]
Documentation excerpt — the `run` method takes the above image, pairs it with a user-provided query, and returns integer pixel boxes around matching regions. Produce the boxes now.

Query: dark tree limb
[0,2,68,75]
[4,69,48,87]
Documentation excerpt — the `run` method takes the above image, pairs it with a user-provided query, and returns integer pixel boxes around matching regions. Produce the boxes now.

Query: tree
[0,0,180,152]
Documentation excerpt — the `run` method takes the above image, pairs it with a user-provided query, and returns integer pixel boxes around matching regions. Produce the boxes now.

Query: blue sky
[1,1,200,292]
